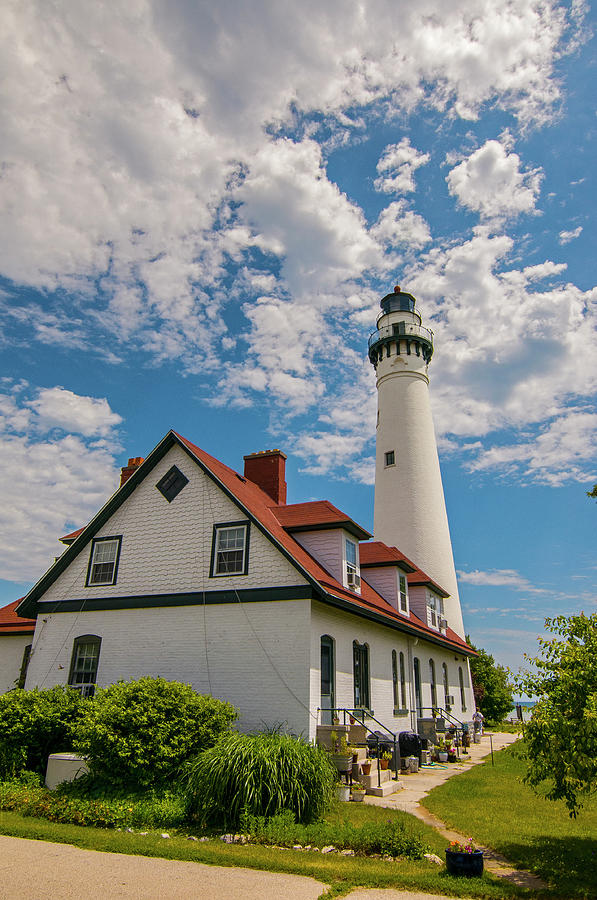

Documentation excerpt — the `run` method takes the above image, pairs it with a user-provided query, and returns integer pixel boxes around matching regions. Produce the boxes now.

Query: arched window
[413,657,422,717]
[18,644,32,689]
[353,641,370,710]
[320,635,335,724]
[459,666,467,711]
[442,662,450,709]
[399,651,407,709]
[392,650,399,709]
[68,635,102,698]
[429,659,437,709]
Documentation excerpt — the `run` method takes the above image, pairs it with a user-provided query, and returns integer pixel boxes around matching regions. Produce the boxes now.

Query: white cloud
[559,226,583,244]
[371,201,432,249]
[457,568,536,590]
[467,410,597,484]
[0,386,121,581]
[446,138,543,221]
[27,387,123,437]
[374,139,430,194]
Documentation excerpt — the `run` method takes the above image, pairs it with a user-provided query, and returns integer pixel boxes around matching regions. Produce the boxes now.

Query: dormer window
[427,592,445,630]
[398,573,408,613]
[345,538,360,590]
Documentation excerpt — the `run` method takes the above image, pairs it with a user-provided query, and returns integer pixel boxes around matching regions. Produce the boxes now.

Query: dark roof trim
[36,585,313,613]
[314,593,475,655]
[283,521,370,540]
[360,559,416,574]
[409,578,450,598]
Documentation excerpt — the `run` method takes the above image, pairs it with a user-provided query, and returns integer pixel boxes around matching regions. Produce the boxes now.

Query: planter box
[316,725,349,751]
[445,849,484,877]
[336,784,351,802]
[351,791,366,802]
[331,754,353,774]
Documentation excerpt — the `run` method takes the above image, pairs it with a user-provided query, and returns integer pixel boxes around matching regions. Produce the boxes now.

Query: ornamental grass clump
[185,731,336,827]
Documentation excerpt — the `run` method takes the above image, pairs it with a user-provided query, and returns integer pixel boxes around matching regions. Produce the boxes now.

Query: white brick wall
[0,635,31,693]
[26,598,313,736]
[309,601,475,739]
[38,445,308,605]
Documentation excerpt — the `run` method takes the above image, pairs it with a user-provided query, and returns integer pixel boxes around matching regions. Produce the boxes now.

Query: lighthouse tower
[368,286,465,638]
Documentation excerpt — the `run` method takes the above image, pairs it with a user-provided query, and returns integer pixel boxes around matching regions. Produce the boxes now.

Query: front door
[320,636,335,725]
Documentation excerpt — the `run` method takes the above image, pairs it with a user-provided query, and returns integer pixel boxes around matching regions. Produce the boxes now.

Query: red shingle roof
[273,501,370,540]
[0,600,35,635]
[359,541,416,572]
[175,433,471,655]
[59,526,85,544]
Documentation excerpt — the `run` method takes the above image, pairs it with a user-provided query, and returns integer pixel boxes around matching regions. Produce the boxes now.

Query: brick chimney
[243,450,287,505]
[120,457,145,487]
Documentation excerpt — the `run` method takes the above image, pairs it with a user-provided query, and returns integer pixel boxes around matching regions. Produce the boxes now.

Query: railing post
[376,736,381,787]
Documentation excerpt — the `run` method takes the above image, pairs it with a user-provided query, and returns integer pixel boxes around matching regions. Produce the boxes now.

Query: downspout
[407,637,416,732]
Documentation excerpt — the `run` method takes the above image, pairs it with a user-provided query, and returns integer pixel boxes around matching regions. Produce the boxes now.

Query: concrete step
[366,778,403,797]
[358,767,394,788]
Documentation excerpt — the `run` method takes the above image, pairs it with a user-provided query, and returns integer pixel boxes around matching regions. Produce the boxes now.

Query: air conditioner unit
[439,618,448,630]
[346,571,361,588]
[445,695,455,706]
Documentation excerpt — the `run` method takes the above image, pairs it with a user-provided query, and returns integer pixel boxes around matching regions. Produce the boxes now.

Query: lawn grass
[423,742,597,899]
[0,803,542,899]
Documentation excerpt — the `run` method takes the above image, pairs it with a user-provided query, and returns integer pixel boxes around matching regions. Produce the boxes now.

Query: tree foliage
[72,677,237,788]
[516,613,597,817]
[466,638,513,723]
[0,686,82,780]
[587,484,597,500]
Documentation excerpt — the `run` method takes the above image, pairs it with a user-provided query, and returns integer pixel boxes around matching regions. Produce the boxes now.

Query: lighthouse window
[384,450,395,467]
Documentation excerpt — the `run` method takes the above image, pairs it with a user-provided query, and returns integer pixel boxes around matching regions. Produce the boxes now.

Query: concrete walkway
[0,834,327,900]
[364,732,546,891]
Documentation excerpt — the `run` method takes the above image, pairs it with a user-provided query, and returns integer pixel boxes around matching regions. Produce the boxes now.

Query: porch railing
[318,707,399,788]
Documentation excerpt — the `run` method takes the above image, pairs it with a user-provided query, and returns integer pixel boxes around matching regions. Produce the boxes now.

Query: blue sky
[1,1,595,677]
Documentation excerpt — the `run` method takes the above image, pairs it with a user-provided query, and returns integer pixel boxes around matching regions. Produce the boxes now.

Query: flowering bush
[448,837,478,854]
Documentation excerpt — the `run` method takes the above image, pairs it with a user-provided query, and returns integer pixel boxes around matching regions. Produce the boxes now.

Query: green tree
[516,613,597,817]
[466,638,513,723]
[587,484,597,500]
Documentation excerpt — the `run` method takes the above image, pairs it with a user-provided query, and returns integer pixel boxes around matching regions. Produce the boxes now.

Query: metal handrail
[368,322,434,350]
[324,707,399,788]
[421,706,467,758]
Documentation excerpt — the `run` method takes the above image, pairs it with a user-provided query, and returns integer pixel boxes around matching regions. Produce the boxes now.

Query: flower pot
[331,754,353,774]
[380,758,389,770]
[336,783,351,802]
[438,751,448,762]
[361,762,371,775]
[445,849,484,877]
[351,790,366,802]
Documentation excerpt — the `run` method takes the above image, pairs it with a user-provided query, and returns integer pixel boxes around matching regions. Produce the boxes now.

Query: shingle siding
[38,445,308,605]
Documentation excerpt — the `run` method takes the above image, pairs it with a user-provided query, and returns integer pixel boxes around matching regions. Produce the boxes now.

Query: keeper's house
[0,600,35,693]
[16,432,475,739]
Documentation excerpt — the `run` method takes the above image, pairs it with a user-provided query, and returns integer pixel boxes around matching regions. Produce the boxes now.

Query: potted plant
[380,750,392,770]
[436,738,448,763]
[329,733,353,774]
[447,745,457,762]
[336,781,351,802]
[445,838,484,877]
[361,760,371,775]
[351,783,366,802]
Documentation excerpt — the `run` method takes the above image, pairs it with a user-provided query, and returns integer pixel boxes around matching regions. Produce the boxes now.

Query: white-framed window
[211,522,249,576]
[68,635,101,698]
[86,537,122,587]
[398,573,408,613]
[384,450,395,467]
[345,538,360,590]
[427,592,438,629]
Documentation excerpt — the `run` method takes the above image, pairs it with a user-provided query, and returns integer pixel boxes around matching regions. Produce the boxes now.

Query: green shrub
[185,731,336,827]
[0,686,83,780]
[72,677,237,788]
[0,780,186,830]
[240,810,428,859]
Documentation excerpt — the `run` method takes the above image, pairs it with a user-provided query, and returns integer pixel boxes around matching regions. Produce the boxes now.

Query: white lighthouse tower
[369,285,465,638]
